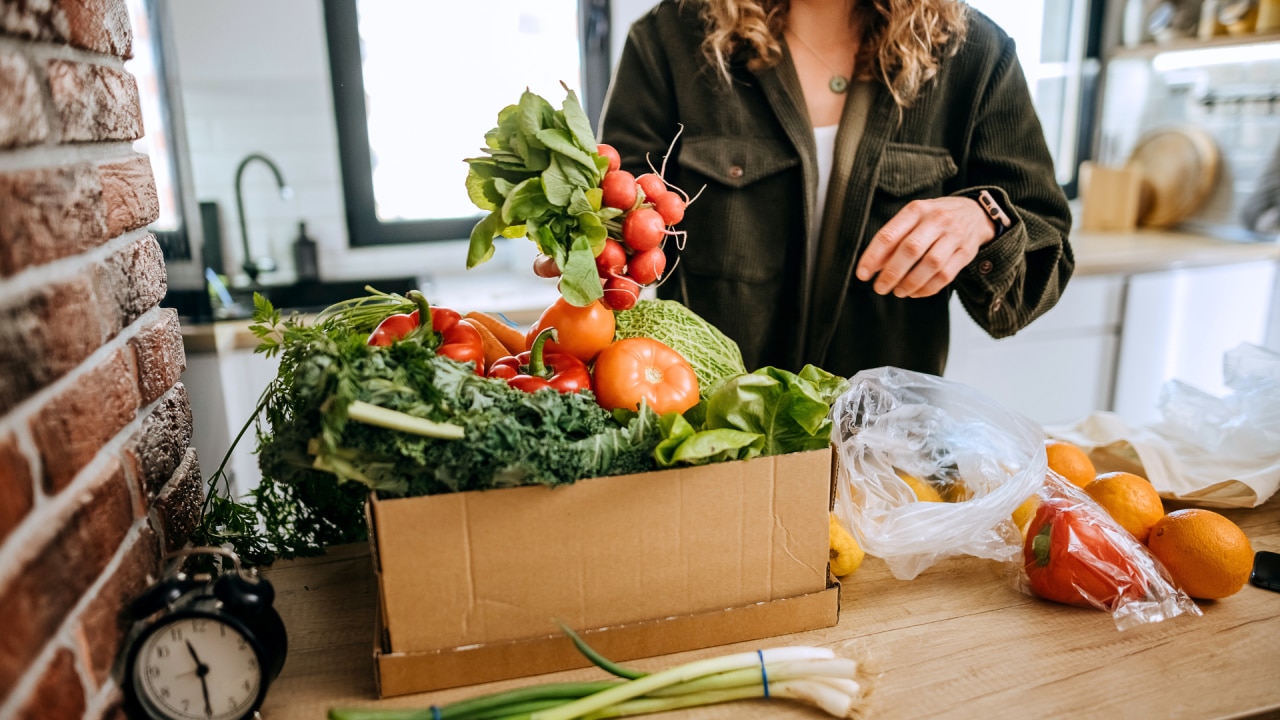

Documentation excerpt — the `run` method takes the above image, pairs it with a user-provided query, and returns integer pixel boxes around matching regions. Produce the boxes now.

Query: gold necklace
[787,29,850,94]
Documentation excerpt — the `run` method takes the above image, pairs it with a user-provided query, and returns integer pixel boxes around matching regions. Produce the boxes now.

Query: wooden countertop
[184,229,1280,355]
[259,495,1280,720]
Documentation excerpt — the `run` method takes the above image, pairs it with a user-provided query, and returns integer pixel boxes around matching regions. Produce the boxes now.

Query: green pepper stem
[407,290,433,338]
[1032,523,1053,567]
[527,327,559,378]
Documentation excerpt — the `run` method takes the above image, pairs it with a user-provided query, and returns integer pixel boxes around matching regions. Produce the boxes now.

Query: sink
[224,276,422,317]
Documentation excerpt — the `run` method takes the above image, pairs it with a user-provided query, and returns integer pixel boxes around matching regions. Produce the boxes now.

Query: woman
[599,0,1073,378]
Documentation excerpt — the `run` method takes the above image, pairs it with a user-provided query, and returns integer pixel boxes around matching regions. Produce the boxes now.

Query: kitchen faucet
[234,153,292,284]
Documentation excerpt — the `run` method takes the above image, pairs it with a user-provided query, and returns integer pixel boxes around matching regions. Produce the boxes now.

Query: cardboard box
[368,448,839,697]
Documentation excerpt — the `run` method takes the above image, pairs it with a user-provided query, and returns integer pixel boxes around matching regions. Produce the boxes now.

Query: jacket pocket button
[728,165,744,179]
[977,259,993,274]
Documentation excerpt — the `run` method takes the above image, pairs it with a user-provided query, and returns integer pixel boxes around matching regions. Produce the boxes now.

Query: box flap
[375,449,831,653]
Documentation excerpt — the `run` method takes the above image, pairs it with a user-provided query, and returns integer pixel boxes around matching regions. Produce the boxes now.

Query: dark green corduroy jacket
[599,1,1074,378]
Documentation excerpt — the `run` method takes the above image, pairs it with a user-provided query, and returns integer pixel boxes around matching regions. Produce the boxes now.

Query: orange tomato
[527,298,616,363]
[592,338,699,415]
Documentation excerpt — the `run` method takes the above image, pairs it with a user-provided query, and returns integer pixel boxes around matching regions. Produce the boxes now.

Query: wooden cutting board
[1125,126,1220,228]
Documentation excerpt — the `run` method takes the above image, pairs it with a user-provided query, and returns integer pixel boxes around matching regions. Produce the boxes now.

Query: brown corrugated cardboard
[368,448,838,696]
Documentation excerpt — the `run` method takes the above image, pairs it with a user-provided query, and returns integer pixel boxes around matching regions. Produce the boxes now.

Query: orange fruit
[1084,471,1165,544]
[1147,509,1254,600]
[1011,494,1040,534]
[1045,440,1096,489]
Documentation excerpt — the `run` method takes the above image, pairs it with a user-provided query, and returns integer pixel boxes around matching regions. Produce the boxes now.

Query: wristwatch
[965,189,1013,239]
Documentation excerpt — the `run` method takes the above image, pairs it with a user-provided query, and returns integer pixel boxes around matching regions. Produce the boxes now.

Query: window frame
[322,0,612,247]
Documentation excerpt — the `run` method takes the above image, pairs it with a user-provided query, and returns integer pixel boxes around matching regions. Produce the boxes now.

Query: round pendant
[829,75,849,94]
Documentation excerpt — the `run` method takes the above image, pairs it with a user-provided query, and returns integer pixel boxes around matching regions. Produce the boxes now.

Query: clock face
[132,615,263,720]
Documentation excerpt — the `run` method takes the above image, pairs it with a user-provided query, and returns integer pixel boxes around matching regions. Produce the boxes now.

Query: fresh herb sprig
[464,84,622,306]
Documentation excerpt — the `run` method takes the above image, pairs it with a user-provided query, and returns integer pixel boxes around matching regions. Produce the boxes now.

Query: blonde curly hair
[694,0,968,107]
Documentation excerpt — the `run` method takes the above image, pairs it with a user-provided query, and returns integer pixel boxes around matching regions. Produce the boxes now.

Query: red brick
[0,433,34,545]
[0,460,132,699]
[0,162,107,276]
[62,0,132,58]
[129,309,184,406]
[78,527,159,687]
[153,447,201,552]
[12,647,86,720]
[0,275,105,415]
[123,382,192,499]
[94,233,166,339]
[46,59,142,143]
[99,155,157,237]
[30,346,139,494]
[0,48,49,148]
[0,0,71,43]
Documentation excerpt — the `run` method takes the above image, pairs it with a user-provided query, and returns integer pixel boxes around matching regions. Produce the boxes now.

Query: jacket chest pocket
[873,143,958,200]
[674,135,803,283]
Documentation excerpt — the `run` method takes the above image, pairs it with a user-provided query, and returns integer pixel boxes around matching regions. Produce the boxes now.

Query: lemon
[898,472,944,503]
[829,513,864,577]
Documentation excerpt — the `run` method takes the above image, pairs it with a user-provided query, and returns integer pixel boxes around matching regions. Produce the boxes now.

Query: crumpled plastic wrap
[1050,343,1280,508]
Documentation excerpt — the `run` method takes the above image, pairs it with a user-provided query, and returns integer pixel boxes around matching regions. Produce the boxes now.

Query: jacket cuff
[952,185,1026,292]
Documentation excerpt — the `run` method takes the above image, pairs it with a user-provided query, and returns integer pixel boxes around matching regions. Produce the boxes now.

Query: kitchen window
[966,0,1104,196]
[324,0,611,246]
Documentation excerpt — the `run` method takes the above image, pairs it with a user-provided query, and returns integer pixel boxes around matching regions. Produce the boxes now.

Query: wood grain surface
[260,496,1280,720]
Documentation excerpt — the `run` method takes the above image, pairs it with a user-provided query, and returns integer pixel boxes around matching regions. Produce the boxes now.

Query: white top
[809,124,840,287]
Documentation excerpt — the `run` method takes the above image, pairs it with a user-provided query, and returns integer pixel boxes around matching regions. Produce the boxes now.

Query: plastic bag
[1018,473,1200,631]
[830,367,1045,580]
[1050,344,1280,508]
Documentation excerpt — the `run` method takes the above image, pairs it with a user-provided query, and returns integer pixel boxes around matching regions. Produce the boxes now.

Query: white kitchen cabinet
[946,275,1125,426]
[183,347,279,497]
[1112,260,1278,425]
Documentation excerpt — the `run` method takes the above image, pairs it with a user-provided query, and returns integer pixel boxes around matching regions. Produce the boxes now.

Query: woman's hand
[854,197,996,298]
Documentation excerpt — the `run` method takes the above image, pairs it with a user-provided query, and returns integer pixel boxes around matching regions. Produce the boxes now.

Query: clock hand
[199,670,213,717]
[185,640,208,672]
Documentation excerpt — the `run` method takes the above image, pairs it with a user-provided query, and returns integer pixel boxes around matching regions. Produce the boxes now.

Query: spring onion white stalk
[531,647,836,720]
[345,400,465,439]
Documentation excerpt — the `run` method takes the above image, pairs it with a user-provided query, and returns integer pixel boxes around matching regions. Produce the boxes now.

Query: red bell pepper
[367,291,485,374]
[487,328,592,394]
[1024,495,1149,609]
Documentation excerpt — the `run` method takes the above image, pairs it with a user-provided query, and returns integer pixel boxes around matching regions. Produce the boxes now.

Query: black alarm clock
[120,547,287,720]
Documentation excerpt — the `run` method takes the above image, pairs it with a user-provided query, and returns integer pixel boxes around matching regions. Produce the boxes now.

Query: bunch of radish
[533,142,692,311]
[593,142,691,311]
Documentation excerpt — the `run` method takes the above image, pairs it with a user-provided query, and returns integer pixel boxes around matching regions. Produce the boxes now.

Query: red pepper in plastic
[367,291,485,374]
[487,328,592,394]
[1023,496,1149,609]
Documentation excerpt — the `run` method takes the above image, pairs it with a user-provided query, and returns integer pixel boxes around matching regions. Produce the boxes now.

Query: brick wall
[0,2,200,718]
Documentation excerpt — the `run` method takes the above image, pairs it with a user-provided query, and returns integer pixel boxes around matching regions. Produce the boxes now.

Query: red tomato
[527,297,616,363]
[592,338,699,415]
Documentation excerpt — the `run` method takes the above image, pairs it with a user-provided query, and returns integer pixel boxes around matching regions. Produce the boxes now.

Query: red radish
[636,173,669,201]
[603,275,640,310]
[628,246,666,285]
[596,143,621,173]
[621,206,666,252]
[595,238,627,278]
[600,170,638,210]
[653,192,686,225]
[533,254,561,278]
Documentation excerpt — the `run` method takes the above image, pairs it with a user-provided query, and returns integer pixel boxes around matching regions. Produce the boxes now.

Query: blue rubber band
[430,706,442,720]
[757,649,770,699]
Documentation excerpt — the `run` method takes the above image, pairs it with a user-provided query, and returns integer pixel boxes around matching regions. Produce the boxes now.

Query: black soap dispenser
[292,221,319,282]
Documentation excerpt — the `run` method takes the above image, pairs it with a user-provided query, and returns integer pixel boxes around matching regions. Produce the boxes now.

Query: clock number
[247,656,258,671]
[181,699,190,712]
[169,627,183,642]
[244,679,253,692]
[147,665,160,679]
[236,636,248,651]
[155,645,170,659]
[159,687,170,699]
[191,619,207,633]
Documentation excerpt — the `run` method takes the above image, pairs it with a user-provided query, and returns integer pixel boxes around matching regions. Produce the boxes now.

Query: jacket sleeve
[598,15,681,179]
[950,35,1074,340]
